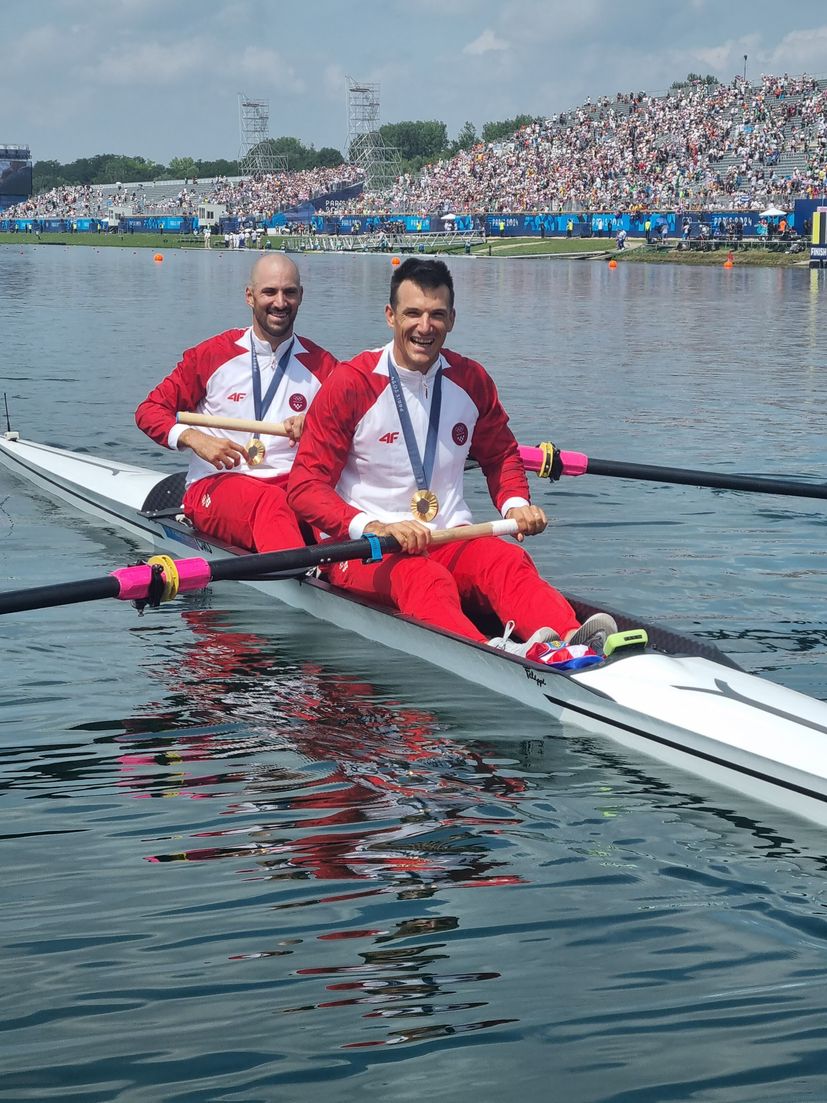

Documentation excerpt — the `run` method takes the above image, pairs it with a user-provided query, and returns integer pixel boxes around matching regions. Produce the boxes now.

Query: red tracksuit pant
[183,473,308,552]
[325,535,579,643]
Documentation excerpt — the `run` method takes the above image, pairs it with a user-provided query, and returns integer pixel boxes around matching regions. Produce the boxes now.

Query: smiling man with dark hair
[288,257,615,656]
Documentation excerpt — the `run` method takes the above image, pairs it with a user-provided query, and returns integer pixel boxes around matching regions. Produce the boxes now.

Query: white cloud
[323,63,346,96]
[768,25,827,72]
[501,0,609,39]
[694,43,748,72]
[238,46,305,93]
[82,40,212,86]
[9,0,827,164]
[5,24,64,74]
[463,29,509,56]
[394,0,478,12]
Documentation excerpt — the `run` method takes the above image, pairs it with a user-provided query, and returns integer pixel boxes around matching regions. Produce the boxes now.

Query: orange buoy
[154,253,164,262]
[391,256,401,266]
[723,259,733,268]
[608,259,617,269]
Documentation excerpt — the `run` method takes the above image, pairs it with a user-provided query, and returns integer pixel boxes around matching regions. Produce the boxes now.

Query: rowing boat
[2,431,827,826]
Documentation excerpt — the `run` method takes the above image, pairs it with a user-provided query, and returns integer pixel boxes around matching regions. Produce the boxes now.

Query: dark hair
[389,257,455,310]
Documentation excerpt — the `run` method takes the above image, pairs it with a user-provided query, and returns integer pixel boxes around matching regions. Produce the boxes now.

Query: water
[2,244,827,1101]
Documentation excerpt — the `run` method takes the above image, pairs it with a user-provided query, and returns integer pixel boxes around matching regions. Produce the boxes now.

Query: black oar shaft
[0,537,398,616]
[0,576,120,615]
[585,457,827,501]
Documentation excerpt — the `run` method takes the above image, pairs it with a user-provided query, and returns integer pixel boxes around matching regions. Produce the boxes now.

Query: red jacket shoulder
[187,328,247,359]
[295,335,339,379]
[441,347,498,410]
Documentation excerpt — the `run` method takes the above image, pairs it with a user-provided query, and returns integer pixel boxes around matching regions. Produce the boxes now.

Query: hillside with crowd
[4,73,826,222]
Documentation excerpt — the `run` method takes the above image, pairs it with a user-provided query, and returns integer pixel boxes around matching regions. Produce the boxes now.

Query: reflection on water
[106,611,529,1052]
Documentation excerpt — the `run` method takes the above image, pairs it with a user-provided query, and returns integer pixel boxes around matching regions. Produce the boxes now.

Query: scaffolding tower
[346,78,401,195]
[238,95,287,175]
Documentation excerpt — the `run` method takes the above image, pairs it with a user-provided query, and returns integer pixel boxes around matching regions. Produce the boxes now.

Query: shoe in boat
[488,621,561,657]
[567,613,618,655]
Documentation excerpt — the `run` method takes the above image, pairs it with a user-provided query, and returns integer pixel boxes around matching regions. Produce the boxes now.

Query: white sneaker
[567,613,618,655]
[523,626,562,649]
[488,621,560,657]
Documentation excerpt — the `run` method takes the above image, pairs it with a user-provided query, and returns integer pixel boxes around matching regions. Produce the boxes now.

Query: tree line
[374,115,539,172]
[32,116,540,191]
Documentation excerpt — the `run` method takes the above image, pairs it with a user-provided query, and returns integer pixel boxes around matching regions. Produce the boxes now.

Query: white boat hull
[3,433,827,826]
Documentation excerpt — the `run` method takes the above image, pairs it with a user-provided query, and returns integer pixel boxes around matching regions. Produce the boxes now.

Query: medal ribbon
[386,355,443,494]
[251,337,295,422]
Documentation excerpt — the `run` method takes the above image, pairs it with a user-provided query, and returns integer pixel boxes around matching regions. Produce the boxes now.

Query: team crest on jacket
[452,422,469,446]
[201,493,212,509]
[288,393,307,412]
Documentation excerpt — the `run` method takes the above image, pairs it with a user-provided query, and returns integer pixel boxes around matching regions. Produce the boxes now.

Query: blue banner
[121,216,195,233]
[0,208,805,238]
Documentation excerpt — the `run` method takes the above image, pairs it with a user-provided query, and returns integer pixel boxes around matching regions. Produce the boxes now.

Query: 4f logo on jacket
[379,431,399,444]
[227,391,246,402]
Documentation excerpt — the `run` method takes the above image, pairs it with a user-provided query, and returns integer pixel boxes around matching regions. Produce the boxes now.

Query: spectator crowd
[345,73,826,216]
[3,165,364,222]
[4,74,826,223]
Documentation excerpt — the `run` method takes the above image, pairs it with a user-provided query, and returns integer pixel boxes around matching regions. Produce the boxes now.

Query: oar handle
[177,412,289,437]
[429,519,517,545]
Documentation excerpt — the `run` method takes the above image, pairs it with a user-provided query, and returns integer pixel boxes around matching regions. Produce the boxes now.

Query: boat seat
[140,471,187,517]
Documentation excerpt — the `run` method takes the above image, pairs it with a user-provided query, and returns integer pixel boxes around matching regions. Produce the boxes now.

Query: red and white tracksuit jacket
[136,327,338,488]
[287,342,578,642]
[135,327,337,552]
[286,342,530,539]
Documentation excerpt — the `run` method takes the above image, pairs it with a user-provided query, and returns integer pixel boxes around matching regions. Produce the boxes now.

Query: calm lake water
[1,244,827,1102]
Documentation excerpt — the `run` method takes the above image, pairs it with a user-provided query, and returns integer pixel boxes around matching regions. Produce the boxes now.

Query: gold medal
[245,437,265,466]
[411,489,439,522]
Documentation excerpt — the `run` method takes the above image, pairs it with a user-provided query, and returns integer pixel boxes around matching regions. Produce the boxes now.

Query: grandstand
[1,166,364,222]
[346,73,827,215]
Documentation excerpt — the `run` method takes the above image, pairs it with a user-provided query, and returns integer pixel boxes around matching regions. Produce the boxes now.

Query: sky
[3,0,827,166]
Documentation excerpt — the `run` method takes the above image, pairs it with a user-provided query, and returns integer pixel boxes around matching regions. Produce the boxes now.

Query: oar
[178,417,827,501]
[0,520,517,616]
[518,444,827,502]
[177,412,289,437]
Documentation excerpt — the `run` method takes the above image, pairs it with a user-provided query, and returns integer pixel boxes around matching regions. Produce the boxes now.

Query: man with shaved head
[136,254,337,552]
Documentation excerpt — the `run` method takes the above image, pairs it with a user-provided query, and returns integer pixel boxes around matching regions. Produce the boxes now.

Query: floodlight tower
[238,94,286,175]
[346,77,401,195]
